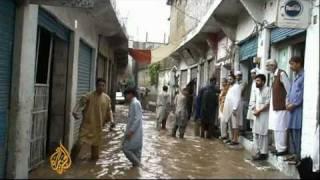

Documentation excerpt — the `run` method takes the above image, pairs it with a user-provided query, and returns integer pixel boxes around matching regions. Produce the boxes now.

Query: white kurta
[222,83,241,124]
[252,86,271,136]
[268,69,291,131]
[247,81,257,121]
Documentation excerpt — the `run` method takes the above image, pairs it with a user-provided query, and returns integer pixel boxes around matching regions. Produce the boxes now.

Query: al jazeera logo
[50,142,72,175]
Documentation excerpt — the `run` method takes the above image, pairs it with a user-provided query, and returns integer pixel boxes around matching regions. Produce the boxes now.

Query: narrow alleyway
[30,105,290,179]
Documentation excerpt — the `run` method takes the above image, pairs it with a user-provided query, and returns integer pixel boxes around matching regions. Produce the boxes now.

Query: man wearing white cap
[235,70,248,132]
[247,68,258,128]
[266,59,291,156]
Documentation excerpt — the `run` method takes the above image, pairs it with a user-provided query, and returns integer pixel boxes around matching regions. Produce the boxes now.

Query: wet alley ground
[30,105,290,179]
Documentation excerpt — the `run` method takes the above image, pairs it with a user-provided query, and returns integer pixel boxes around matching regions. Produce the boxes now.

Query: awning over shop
[271,28,306,44]
[129,48,151,64]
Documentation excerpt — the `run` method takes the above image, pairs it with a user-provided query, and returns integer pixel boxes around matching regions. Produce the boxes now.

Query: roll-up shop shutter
[74,41,93,143]
[0,0,15,177]
[38,8,70,41]
[239,36,258,61]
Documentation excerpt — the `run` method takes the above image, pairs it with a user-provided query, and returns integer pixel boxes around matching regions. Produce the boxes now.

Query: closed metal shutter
[38,8,70,41]
[74,41,92,143]
[239,36,258,61]
[0,0,15,177]
[271,28,305,44]
[190,67,197,81]
[180,70,188,89]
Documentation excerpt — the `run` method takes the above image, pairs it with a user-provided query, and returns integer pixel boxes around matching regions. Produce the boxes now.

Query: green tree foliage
[148,63,160,86]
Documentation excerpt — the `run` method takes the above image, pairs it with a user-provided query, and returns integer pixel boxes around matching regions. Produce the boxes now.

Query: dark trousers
[201,121,214,138]
[289,128,302,159]
[161,118,167,129]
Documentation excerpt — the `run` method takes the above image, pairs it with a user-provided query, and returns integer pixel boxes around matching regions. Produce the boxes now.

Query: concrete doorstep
[239,136,300,179]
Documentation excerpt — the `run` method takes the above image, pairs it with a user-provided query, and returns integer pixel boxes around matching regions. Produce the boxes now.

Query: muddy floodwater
[30,105,290,179]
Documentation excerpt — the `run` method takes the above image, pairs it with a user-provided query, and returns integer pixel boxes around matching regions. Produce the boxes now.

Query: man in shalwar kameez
[222,74,242,145]
[286,57,304,164]
[250,74,271,161]
[172,88,188,139]
[235,71,248,132]
[156,86,170,130]
[123,88,143,167]
[218,78,229,140]
[247,69,258,129]
[72,78,114,161]
[266,59,291,156]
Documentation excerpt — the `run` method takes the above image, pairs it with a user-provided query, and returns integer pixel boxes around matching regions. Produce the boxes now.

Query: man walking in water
[72,78,114,161]
[123,88,143,167]
[172,88,188,139]
[156,86,170,130]
[200,77,219,139]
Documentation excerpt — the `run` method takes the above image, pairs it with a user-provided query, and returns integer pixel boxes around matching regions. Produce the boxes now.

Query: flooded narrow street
[30,105,289,179]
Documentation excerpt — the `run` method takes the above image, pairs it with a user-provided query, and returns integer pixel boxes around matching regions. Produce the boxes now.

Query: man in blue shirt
[286,56,304,164]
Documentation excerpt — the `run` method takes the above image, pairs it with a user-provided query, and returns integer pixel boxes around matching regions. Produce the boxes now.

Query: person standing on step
[266,59,291,157]
[235,71,248,134]
[247,68,258,131]
[218,78,230,141]
[286,57,304,164]
[222,74,242,146]
[251,74,271,161]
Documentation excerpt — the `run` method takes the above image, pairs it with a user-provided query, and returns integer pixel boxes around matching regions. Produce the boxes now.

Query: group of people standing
[156,56,311,166]
[217,56,306,164]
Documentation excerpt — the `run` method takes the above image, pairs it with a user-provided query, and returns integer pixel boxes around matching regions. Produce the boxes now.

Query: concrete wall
[7,4,38,178]
[235,10,256,42]
[217,36,232,60]
[168,0,215,43]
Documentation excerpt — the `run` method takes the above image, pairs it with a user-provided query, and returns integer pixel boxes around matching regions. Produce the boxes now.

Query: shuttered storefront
[74,41,93,143]
[0,0,15,177]
[271,28,305,44]
[239,36,258,61]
